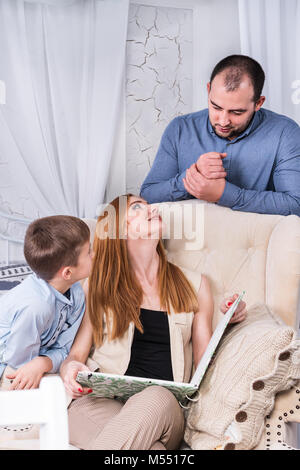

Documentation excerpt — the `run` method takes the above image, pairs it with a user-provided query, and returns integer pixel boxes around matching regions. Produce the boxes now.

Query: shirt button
[253,380,265,391]
[224,443,235,450]
[279,352,290,361]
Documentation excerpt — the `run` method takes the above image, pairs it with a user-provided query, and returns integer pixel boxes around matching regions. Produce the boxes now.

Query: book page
[190,291,245,387]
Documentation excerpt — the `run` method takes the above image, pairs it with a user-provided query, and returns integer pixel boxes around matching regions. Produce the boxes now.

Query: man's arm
[217,181,300,216]
[185,168,300,216]
[218,123,300,215]
[140,118,190,203]
[219,122,300,216]
[184,123,300,215]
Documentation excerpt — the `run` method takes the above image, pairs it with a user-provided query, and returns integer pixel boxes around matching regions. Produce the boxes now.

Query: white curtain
[238,0,300,124]
[0,0,129,219]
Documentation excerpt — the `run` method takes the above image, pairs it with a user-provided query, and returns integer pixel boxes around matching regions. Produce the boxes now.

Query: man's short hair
[210,55,265,102]
[24,215,90,281]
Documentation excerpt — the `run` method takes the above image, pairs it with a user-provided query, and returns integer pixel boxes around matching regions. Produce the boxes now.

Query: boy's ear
[61,266,72,281]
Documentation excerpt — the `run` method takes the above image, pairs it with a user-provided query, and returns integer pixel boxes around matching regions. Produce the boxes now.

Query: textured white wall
[0,0,241,264]
[125,0,241,196]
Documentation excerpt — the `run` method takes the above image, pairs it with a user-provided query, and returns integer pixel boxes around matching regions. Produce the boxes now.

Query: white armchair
[84,200,300,450]
[160,200,300,449]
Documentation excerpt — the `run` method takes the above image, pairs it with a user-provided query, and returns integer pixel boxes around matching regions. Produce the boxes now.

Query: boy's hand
[220,293,247,324]
[6,356,52,390]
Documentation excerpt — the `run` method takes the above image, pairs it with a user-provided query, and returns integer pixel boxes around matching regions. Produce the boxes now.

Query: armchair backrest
[162,201,300,329]
[83,201,300,329]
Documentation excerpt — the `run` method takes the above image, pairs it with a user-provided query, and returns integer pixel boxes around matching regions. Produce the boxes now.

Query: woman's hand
[220,293,247,324]
[60,360,93,399]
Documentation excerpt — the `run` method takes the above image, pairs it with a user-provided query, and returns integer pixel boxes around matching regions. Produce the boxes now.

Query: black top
[124,308,174,381]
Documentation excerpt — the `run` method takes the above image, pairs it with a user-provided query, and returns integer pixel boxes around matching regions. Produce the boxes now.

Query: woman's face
[126,196,163,240]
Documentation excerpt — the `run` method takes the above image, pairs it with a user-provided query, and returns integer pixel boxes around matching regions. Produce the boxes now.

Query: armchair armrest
[254,382,300,450]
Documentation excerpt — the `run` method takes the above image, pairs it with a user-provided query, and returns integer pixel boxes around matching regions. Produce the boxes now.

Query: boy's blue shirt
[0,273,85,377]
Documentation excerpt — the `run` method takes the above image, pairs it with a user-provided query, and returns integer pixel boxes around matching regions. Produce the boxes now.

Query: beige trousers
[68,385,185,450]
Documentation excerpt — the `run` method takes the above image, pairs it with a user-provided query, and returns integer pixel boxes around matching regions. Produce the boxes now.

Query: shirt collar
[207,108,261,141]
[48,283,73,305]
[33,273,73,305]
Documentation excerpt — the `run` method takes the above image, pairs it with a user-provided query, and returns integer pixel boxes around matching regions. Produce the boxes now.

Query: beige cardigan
[87,268,202,383]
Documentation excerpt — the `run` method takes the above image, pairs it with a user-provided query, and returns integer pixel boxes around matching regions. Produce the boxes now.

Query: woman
[60,194,247,450]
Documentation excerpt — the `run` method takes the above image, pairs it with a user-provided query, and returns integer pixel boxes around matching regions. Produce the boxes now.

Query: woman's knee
[132,385,183,417]
[139,385,176,401]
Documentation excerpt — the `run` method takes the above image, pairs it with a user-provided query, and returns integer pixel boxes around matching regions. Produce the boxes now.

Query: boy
[0,215,92,390]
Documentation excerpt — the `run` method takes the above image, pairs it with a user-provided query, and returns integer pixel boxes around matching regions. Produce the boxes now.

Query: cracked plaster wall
[0,3,193,263]
[126,3,193,195]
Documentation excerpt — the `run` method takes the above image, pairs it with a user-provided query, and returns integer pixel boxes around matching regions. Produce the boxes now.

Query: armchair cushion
[184,303,300,450]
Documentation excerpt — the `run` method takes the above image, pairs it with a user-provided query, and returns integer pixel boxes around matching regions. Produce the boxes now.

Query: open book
[77,291,245,404]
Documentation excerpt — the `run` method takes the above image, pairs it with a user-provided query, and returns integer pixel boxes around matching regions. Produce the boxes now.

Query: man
[140,55,300,216]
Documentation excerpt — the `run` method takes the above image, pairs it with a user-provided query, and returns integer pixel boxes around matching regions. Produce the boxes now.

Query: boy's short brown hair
[24,215,90,281]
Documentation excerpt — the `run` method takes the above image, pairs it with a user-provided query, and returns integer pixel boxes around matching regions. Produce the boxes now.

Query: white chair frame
[0,376,69,450]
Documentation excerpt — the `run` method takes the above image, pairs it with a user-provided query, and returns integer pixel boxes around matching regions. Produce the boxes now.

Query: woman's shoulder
[173,263,202,292]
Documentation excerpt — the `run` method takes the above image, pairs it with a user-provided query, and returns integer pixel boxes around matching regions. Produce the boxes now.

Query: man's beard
[211,112,255,140]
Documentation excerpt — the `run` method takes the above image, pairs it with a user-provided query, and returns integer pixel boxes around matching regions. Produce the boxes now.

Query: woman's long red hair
[88,195,198,347]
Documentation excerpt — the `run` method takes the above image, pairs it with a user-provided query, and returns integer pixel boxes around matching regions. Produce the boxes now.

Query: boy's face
[69,240,93,282]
